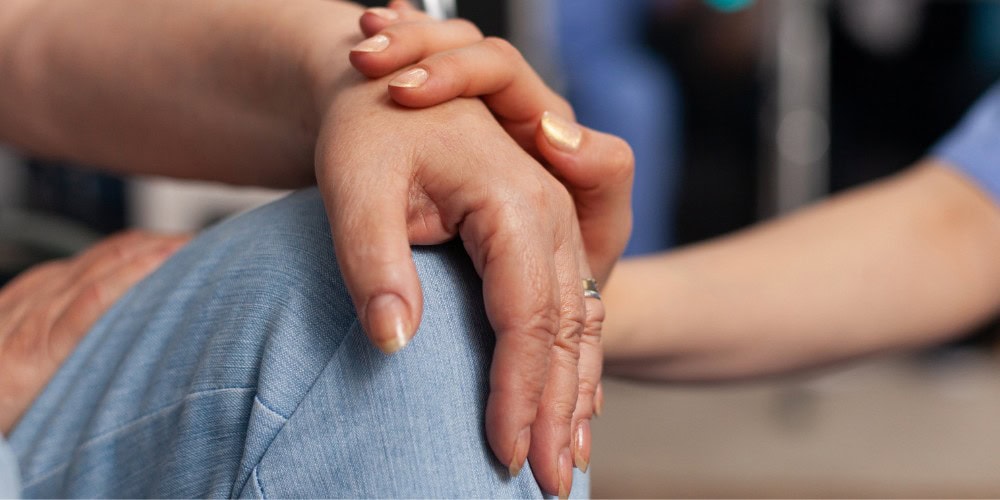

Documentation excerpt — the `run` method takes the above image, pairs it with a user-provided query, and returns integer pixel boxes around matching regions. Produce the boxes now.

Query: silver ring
[582,278,601,300]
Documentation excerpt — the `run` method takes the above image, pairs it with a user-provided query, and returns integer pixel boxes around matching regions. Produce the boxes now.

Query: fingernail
[573,420,590,473]
[367,293,411,354]
[594,382,604,418]
[541,111,583,152]
[351,34,390,53]
[558,447,573,499]
[366,7,399,21]
[389,67,428,88]
[508,427,530,477]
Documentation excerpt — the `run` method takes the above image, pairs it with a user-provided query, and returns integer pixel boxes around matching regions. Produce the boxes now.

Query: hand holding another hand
[351,1,634,286]
[334,3,635,495]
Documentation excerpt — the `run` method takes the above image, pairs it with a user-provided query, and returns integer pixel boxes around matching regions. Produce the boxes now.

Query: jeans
[3,188,589,498]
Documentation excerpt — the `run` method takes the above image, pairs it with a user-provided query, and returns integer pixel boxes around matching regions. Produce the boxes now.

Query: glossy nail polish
[558,448,573,499]
[541,111,583,152]
[573,420,590,473]
[367,293,410,354]
[351,34,390,53]
[389,68,428,88]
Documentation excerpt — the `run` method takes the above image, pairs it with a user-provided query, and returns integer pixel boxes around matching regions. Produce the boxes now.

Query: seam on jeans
[21,386,257,489]
[253,466,267,499]
[253,395,289,421]
[235,317,359,495]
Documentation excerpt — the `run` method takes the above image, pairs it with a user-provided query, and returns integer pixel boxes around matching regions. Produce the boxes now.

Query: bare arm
[0,3,607,491]
[603,161,1000,381]
[0,0,363,187]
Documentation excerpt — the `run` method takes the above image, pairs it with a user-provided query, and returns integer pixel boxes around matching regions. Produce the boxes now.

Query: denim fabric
[6,188,588,498]
[933,81,1000,204]
[0,437,19,498]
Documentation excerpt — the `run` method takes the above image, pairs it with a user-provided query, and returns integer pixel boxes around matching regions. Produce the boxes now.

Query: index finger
[386,37,573,125]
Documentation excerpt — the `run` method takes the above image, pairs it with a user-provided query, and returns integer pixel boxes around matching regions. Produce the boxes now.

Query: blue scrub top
[933,81,1000,203]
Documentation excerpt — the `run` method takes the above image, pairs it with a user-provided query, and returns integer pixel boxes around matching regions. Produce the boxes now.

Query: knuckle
[554,313,584,354]
[432,49,467,72]
[481,36,522,62]
[549,400,579,420]
[583,302,606,336]
[77,282,110,313]
[521,301,561,344]
[581,317,604,343]
[447,18,484,41]
[577,378,599,401]
[504,175,553,213]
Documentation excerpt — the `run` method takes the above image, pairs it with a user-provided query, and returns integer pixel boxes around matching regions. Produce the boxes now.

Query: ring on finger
[582,278,601,300]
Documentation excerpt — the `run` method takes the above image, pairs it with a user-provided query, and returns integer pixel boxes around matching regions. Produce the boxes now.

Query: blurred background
[2,0,1000,496]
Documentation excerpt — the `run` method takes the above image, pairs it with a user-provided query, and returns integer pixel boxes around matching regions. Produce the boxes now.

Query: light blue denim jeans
[1,188,589,498]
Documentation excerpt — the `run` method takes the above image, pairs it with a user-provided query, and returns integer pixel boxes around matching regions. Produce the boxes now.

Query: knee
[161,188,492,413]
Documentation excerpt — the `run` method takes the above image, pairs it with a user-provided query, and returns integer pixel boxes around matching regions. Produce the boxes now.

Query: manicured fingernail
[573,420,591,473]
[366,7,399,21]
[389,67,428,88]
[558,447,573,499]
[351,34,390,53]
[367,293,410,354]
[541,111,583,152]
[508,427,530,477]
[594,383,604,418]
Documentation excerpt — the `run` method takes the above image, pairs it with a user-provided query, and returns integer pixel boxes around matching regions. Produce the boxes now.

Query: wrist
[293,1,367,127]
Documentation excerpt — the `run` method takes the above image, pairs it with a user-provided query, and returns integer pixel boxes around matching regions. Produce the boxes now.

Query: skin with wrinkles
[0,0,634,494]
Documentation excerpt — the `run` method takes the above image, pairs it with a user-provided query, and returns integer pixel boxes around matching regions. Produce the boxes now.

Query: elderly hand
[0,231,189,434]
[309,70,595,494]
[347,2,636,489]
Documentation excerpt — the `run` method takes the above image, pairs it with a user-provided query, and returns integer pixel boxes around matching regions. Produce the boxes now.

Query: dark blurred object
[0,210,102,285]
[0,161,121,285]
[646,1,763,243]
[646,0,1000,244]
[355,0,508,37]
[829,1,1000,190]
[26,160,127,234]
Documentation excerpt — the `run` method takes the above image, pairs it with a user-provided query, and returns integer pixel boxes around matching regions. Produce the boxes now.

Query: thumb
[536,112,635,282]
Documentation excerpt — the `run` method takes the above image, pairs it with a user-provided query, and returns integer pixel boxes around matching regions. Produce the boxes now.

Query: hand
[350,1,633,287]
[347,2,635,483]
[310,67,600,494]
[0,231,189,434]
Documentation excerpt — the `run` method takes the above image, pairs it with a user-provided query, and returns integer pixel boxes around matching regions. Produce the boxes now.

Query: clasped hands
[0,1,634,496]
[315,2,634,495]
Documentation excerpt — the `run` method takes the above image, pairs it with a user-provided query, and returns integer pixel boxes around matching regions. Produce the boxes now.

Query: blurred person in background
[554,0,682,254]
[358,0,1000,407]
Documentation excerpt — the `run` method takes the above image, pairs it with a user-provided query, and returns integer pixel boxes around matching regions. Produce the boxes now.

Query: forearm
[603,162,1000,381]
[0,0,363,187]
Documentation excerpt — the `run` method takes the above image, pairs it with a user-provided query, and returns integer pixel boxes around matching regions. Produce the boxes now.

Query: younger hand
[0,231,189,434]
